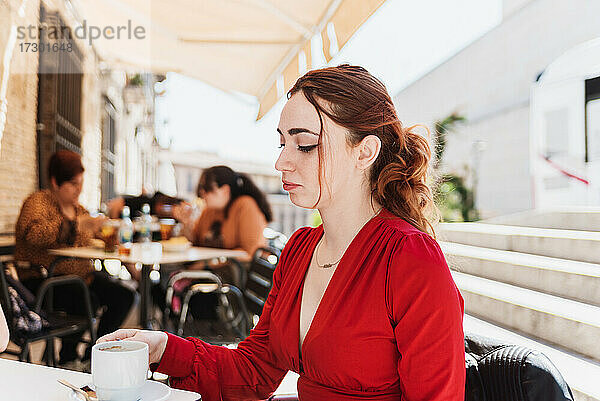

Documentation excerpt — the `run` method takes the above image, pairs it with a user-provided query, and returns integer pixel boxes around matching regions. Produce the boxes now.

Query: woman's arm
[100,275,287,400]
[16,194,62,248]
[99,228,307,401]
[387,233,465,401]
[0,304,9,352]
[157,241,290,400]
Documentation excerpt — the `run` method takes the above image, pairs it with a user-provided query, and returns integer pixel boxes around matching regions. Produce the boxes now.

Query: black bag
[5,275,49,342]
[464,333,574,401]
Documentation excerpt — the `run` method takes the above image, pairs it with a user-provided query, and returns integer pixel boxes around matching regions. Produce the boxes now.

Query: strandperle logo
[17,20,147,46]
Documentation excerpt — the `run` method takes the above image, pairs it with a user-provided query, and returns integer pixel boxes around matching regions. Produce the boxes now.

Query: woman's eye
[278,144,285,149]
[298,145,318,153]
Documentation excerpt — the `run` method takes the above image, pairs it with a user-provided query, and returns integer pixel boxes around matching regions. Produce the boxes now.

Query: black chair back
[465,333,574,401]
[0,262,15,334]
[244,247,279,317]
[0,259,96,365]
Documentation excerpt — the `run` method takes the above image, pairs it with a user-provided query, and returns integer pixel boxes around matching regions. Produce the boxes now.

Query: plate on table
[89,238,105,250]
[69,380,172,401]
[160,237,192,253]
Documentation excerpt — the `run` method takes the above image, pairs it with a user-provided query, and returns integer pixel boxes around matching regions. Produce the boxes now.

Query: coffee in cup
[92,340,149,401]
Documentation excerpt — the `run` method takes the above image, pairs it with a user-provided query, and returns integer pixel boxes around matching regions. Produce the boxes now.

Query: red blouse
[155,209,465,400]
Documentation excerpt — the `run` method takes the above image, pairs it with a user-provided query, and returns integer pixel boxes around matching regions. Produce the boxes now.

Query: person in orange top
[174,165,272,259]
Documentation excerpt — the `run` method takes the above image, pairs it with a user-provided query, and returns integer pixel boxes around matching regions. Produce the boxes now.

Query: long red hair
[288,65,440,237]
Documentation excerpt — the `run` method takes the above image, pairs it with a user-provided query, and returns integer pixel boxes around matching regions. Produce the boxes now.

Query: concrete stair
[438,213,600,401]
[481,207,600,232]
[439,222,600,264]
[454,271,600,361]
[440,242,600,306]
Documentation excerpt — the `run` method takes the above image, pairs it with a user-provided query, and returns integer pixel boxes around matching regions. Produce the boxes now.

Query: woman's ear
[356,135,381,171]
[50,177,59,191]
[221,184,231,198]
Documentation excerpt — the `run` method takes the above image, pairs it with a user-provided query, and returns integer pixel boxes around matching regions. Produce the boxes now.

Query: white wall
[393,0,600,217]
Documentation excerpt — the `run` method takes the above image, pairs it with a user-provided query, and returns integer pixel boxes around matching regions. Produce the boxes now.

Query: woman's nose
[275,148,294,172]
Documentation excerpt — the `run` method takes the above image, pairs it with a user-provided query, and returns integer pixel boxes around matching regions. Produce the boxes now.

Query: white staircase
[438,212,600,401]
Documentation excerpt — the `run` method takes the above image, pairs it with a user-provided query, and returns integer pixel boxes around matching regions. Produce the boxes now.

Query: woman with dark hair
[100,65,465,400]
[15,150,135,368]
[174,165,272,257]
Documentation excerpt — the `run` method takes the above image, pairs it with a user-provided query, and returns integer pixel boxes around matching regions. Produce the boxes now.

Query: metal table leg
[139,264,152,329]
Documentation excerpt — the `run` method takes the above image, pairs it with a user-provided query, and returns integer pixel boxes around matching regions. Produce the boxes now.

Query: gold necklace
[315,208,382,268]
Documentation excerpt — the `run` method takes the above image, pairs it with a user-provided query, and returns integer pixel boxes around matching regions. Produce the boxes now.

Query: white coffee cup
[92,340,149,401]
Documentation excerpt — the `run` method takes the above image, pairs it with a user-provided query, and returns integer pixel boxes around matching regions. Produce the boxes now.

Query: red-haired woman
[15,150,135,368]
[99,65,465,400]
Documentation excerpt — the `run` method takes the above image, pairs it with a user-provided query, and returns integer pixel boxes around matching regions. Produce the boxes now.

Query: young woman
[15,150,135,366]
[173,165,272,257]
[99,65,465,400]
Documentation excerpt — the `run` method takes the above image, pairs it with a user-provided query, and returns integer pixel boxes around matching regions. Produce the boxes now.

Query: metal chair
[263,228,287,253]
[244,247,279,322]
[0,260,96,366]
[164,247,280,342]
[164,270,249,340]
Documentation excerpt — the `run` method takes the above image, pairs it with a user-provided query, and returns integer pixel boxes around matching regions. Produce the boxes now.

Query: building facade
[0,0,103,234]
[111,72,162,200]
[393,0,600,218]
[0,0,159,235]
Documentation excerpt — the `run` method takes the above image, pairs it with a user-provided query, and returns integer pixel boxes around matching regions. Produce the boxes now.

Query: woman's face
[52,173,83,206]
[201,184,231,210]
[275,92,358,209]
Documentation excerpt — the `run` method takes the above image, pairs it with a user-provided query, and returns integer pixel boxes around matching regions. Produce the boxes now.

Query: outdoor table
[0,358,201,401]
[49,246,248,329]
[0,235,15,257]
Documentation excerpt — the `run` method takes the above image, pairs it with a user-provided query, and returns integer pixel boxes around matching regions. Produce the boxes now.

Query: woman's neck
[318,192,381,252]
[51,189,76,218]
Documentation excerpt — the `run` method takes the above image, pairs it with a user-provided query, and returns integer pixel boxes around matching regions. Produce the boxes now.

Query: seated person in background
[154,166,273,317]
[173,165,273,259]
[0,305,8,352]
[14,150,135,367]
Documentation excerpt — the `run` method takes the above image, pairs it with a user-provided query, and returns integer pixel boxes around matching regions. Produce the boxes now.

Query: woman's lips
[282,181,300,191]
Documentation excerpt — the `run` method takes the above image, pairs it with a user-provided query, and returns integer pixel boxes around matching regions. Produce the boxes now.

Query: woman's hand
[107,197,125,219]
[172,202,193,223]
[78,214,107,234]
[172,203,200,243]
[97,329,168,365]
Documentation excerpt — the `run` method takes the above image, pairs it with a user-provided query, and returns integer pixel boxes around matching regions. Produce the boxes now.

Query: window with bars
[101,98,117,202]
[36,5,83,189]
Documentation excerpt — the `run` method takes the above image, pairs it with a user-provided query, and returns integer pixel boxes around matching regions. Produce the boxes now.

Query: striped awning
[72,0,386,118]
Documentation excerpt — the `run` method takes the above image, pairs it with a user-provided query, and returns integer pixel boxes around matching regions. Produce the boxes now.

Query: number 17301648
[19,42,73,52]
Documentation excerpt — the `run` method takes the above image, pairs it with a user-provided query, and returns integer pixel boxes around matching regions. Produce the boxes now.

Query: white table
[49,246,248,266]
[0,358,201,401]
[49,246,248,329]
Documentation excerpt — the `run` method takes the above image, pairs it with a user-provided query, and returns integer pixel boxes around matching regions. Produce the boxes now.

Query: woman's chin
[287,193,316,209]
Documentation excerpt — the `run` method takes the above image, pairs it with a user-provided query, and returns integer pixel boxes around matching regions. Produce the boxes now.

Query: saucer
[69,380,172,401]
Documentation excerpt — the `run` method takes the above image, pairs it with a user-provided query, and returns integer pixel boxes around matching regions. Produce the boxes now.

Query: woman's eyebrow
[276,127,319,136]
